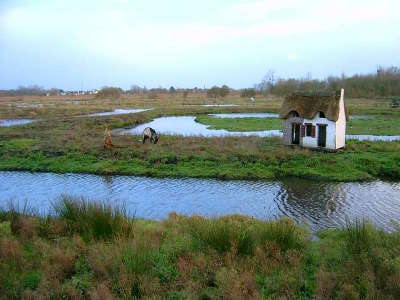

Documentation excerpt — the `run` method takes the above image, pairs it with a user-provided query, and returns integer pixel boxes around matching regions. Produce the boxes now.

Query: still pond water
[86,108,152,117]
[1,171,400,232]
[0,119,35,127]
[117,116,400,141]
[117,116,282,137]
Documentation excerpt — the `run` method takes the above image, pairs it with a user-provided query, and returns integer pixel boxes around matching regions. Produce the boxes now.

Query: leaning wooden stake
[104,123,113,149]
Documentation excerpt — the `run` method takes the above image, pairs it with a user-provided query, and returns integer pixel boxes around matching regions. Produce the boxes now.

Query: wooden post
[104,123,113,149]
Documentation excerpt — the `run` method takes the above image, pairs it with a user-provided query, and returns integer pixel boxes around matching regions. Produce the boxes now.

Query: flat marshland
[0,93,399,181]
[1,93,400,298]
[1,198,400,299]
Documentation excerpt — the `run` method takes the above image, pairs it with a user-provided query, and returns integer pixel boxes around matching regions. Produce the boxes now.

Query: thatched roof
[280,91,348,121]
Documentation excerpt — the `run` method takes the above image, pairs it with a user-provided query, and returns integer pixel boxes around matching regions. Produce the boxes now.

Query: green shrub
[95,87,121,99]
[53,197,132,240]
[344,219,375,256]
[191,219,233,253]
[154,252,178,283]
[121,247,157,275]
[23,271,42,290]
[240,88,256,98]
[255,218,307,251]
[0,221,11,238]
[237,228,255,256]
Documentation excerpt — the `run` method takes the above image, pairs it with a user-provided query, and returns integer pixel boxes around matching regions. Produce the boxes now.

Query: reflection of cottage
[280,89,348,150]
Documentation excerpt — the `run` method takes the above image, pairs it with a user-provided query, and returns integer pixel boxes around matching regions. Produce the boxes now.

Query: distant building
[280,89,348,150]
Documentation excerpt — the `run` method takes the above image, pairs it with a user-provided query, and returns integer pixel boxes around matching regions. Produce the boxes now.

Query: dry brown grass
[1,207,400,299]
[0,238,23,265]
[89,283,115,300]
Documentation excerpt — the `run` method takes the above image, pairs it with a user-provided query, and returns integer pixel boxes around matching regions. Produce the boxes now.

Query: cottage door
[317,125,327,147]
[292,123,300,145]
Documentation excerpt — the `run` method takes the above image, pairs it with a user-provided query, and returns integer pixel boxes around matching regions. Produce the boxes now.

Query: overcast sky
[0,0,399,90]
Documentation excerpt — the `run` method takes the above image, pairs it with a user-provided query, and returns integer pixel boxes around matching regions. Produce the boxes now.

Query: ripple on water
[1,171,400,231]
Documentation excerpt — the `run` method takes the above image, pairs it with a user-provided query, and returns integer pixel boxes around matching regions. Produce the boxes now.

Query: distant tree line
[0,85,63,96]
[127,85,206,95]
[2,66,399,99]
[207,85,230,98]
[96,87,122,99]
[256,66,400,98]
[240,88,256,98]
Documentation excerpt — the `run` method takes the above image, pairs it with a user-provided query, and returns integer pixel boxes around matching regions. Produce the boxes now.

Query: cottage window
[306,124,312,136]
[319,111,326,118]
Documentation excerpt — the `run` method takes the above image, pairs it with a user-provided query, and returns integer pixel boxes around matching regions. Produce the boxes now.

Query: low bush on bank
[95,87,121,99]
[316,220,400,299]
[0,199,400,299]
[53,196,132,240]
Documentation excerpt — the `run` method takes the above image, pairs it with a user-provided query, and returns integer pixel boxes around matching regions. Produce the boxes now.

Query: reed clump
[52,196,133,240]
[1,199,400,299]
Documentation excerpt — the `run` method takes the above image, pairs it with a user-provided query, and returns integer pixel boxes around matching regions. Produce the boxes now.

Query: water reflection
[276,179,348,230]
[1,171,399,231]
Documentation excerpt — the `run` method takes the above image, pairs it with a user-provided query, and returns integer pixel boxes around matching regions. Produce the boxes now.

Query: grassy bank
[195,115,283,132]
[1,135,400,181]
[1,198,399,299]
[347,116,400,135]
[1,94,400,182]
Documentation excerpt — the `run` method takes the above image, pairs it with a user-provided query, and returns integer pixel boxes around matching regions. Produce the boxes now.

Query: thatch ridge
[280,91,347,122]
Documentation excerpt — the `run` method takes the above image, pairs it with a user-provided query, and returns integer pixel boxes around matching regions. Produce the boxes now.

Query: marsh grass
[1,93,400,181]
[1,199,400,298]
[52,196,133,240]
[317,220,400,299]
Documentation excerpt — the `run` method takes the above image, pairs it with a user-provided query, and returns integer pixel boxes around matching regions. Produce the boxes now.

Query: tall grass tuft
[53,196,132,240]
[189,218,233,254]
[256,218,307,251]
[344,219,374,256]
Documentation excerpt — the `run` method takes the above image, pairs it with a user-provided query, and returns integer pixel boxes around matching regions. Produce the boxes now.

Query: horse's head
[153,133,160,144]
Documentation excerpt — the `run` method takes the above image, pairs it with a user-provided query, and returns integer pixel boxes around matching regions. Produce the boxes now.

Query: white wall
[335,89,346,149]
[302,116,337,149]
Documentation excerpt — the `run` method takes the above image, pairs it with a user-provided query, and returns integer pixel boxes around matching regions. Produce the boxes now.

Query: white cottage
[280,89,348,150]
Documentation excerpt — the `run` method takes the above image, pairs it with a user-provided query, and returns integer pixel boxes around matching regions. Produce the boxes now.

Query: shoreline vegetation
[1,197,399,299]
[0,93,400,182]
[0,136,399,181]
